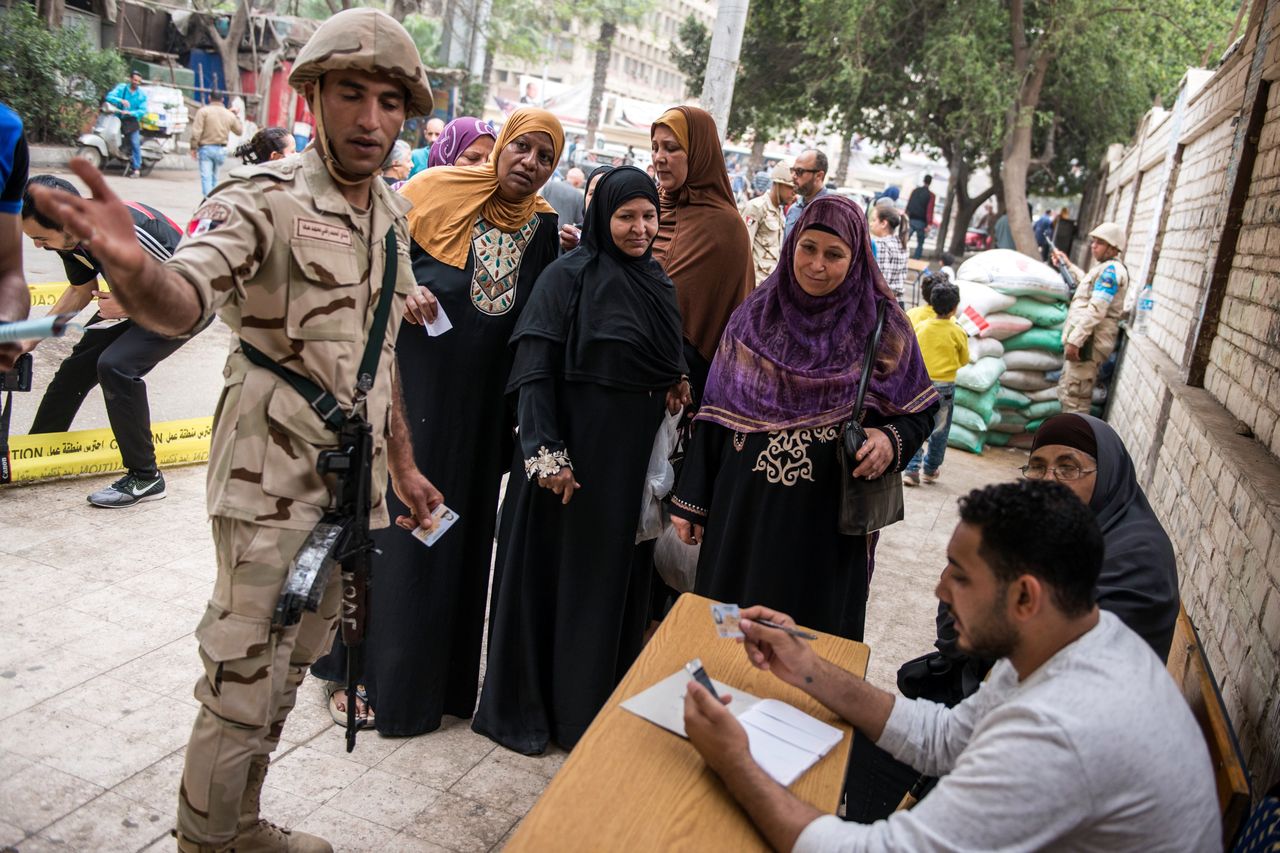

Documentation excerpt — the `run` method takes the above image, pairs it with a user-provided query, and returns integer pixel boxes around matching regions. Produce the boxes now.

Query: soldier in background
[1053,222,1129,415]
[739,160,795,285]
[31,10,440,852]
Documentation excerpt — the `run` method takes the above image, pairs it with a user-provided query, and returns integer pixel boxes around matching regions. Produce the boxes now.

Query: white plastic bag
[637,409,681,544]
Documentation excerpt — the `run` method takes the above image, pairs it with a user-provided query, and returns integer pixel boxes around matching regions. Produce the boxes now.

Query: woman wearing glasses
[1015,413,1180,658]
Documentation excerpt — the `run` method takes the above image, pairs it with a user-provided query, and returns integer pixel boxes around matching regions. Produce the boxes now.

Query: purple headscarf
[696,194,937,433]
[427,117,496,168]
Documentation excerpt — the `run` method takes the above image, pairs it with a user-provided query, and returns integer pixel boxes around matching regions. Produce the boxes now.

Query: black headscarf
[509,166,686,392]
[1033,413,1180,658]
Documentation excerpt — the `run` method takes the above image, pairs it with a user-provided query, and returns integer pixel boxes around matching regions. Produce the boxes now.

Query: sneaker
[87,471,165,507]
[923,468,941,484]
[903,470,920,487]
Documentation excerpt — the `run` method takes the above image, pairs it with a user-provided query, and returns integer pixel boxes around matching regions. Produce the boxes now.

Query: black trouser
[29,314,190,476]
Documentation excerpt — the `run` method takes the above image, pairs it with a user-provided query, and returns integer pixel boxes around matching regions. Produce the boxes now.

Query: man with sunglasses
[782,149,830,239]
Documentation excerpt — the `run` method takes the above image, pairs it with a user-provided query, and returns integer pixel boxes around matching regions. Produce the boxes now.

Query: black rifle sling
[239,229,398,431]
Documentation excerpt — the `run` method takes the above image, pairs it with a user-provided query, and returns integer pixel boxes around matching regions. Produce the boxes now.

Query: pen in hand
[749,618,818,641]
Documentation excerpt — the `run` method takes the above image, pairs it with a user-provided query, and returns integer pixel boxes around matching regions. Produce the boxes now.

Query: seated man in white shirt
[684,480,1221,853]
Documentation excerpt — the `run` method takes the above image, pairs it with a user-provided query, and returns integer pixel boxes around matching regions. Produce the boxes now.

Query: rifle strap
[240,229,398,433]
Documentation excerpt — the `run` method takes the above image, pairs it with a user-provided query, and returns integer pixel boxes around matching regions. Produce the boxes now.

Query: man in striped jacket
[20,174,202,506]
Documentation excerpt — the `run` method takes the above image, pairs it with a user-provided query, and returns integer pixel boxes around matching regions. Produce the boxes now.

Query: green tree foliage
[671,15,709,98]
[401,13,442,64]
[0,3,125,144]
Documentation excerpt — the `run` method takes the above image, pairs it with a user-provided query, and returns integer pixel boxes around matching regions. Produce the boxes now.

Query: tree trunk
[835,128,856,188]
[748,135,766,173]
[39,0,65,27]
[1000,0,1053,257]
[586,19,616,148]
[390,0,418,21]
[202,0,251,99]
[937,160,957,258]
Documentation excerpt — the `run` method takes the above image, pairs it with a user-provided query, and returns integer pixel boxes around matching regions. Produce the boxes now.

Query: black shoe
[87,470,166,507]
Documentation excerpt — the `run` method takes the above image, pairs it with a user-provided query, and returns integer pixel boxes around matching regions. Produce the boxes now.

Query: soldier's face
[495,132,556,201]
[319,71,407,177]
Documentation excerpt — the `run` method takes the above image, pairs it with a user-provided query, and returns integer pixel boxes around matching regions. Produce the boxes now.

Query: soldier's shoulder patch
[188,202,231,237]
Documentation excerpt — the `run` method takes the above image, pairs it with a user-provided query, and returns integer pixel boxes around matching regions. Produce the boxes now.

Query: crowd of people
[0,8,1223,851]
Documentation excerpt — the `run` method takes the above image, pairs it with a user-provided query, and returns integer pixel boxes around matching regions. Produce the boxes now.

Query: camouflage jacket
[166,146,415,530]
[1062,257,1129,354]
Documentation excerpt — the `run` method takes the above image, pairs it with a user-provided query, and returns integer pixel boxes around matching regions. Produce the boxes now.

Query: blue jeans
[198,145,227,196]
[126,128,142,171]
[909,218,928,259]
[906,381,954,475]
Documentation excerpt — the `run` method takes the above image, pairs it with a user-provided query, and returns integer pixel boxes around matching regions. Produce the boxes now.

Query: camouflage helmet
[1088,221,1126,253]
[770,160,794,187]
[289,9,433,118]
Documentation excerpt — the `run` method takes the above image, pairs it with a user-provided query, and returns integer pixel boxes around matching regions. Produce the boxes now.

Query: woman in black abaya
[472,167,688,754]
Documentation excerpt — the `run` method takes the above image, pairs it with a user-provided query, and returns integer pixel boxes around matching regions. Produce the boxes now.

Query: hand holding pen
[738,605,822,691]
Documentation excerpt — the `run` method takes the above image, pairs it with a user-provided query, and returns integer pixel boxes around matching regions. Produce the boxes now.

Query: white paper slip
[619,669,841,787]
[424,303,453,337]
[85,318,128,330]
[411,504,459,547]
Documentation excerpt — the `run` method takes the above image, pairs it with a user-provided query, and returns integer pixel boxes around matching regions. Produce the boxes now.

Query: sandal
[324,682,375,729]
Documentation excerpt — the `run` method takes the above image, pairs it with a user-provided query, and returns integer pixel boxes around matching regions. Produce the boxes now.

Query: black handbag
[837,299,904,536]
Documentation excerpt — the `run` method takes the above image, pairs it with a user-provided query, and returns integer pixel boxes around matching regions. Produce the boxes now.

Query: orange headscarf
[400,107,564,269]
[651,106,753,363]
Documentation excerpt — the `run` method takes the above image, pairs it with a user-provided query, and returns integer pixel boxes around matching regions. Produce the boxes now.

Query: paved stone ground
[2,168,1028,851]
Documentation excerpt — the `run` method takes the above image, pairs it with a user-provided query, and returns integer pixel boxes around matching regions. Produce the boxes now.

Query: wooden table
[505,593,870,852]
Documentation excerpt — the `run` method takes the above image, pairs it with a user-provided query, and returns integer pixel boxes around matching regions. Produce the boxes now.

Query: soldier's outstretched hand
[29,158,146,282]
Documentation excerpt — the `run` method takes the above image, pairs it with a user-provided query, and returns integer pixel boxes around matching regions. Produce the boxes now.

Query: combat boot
[232,758,333,853]
[174,830,231,852]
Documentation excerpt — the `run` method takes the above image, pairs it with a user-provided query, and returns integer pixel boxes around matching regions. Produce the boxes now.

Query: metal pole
[698,0,750,143]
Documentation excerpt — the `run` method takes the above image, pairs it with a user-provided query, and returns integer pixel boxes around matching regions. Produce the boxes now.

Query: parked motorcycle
[75,102,171,176]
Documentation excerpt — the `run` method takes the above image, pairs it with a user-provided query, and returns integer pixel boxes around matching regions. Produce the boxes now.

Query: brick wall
[1097,0,1280,798]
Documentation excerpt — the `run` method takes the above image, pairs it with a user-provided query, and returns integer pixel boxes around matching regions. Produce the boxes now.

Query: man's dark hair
[923,175,932,186]
[958,480,1102,617]
[941,251,957,267]
[804,149,828,174]
[877,207,901,230]
[929,282,960,316]
[22,174,79,230]
[211,90,225,104]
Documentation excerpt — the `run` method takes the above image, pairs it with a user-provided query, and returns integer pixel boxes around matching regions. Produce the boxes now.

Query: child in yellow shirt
[905,282,968,485]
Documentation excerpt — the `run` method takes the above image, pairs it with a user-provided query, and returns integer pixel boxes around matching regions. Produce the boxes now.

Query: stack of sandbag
[956,251,1071,448]
[950,356,1005,454]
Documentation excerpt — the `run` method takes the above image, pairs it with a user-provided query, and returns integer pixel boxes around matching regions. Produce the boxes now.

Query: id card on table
[411,504,459,547]
[711,602,743,639]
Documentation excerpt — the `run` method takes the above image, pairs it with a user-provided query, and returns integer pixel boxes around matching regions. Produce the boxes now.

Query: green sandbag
[1026,418,1044,432]
[985,431,1011,447]
[1006,298,1068,328]
[955,356,1006,392]
[994,407,1029,426]
[954,384,998,420]
[952,404,990,433]
[996,385,1031,409]
[1025,399,1062,421]
[947,423,986,454]
[1002,328,1065,353]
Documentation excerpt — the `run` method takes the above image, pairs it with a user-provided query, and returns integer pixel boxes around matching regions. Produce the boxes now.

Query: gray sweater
[795,612,1221,852]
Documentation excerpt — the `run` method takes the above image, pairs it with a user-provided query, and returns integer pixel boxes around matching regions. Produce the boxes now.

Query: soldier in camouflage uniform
[739,160,795,286]
[1052,222,1130,415]
[30,10,441,851]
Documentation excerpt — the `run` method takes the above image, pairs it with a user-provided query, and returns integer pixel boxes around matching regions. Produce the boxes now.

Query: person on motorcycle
[105,71,148,178]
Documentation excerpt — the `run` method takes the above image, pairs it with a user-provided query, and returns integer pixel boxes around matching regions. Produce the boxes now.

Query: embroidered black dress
[472,168,685,754]
[312,212,558,736]
[669,409,933,642]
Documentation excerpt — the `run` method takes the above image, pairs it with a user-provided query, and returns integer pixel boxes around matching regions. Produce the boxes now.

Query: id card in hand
[711,602,743,639]
[411,504,459,547]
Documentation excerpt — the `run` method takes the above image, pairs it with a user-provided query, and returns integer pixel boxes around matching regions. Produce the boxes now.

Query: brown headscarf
[651,106,753,362]
[400,107,564,269]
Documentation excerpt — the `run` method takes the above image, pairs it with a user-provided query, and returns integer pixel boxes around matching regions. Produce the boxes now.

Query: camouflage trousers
[1057,349,1107,414]
[177,517,341,844]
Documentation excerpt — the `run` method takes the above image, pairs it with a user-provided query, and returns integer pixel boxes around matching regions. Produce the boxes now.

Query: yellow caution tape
[4,416,212,483]
[28,281,109,307]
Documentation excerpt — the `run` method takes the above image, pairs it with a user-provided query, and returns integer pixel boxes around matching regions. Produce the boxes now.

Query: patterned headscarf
[427,117,496,169]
